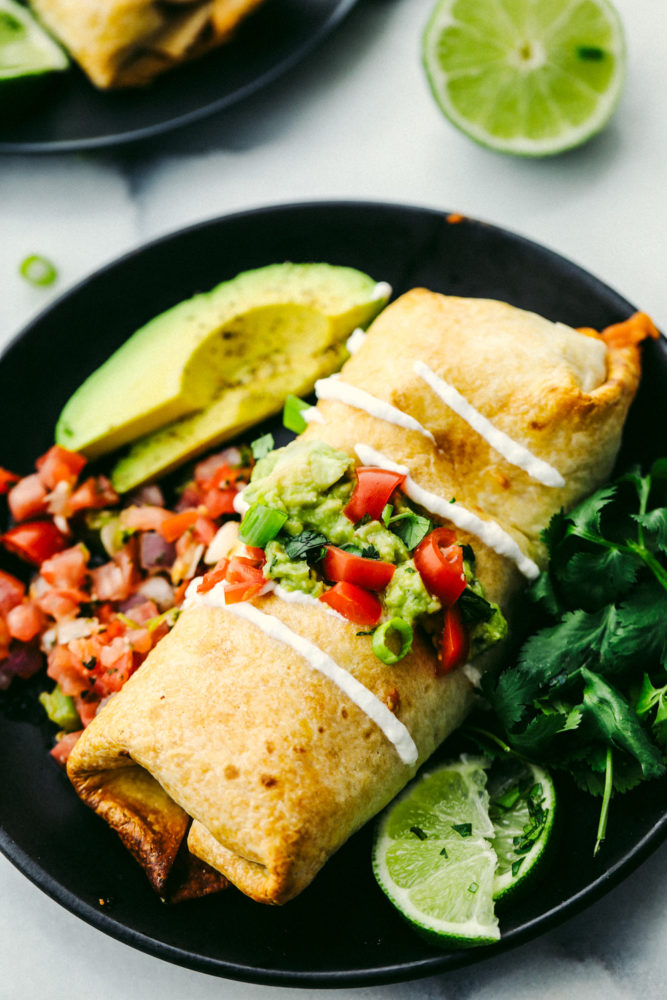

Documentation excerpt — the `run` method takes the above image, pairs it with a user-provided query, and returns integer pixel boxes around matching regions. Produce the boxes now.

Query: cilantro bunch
[488,460,667,852]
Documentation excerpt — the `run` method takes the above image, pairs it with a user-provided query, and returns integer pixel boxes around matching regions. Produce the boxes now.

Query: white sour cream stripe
[413,360,565,488]
[315,375,436,445]
[225,600,418,765]
[354,443,540,580]
[183,578,418,764]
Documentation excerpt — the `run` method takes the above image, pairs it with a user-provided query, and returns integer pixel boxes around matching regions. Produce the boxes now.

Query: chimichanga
[29,0,267,88]
[66,291,646,904]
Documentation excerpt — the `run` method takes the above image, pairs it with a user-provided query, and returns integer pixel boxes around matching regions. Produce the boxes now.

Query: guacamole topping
[242,439,506,660]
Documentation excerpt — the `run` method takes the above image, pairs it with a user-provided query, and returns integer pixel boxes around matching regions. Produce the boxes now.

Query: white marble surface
[1,0,666,996]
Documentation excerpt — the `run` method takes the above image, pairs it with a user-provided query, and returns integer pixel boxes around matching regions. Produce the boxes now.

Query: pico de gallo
[0,442,253,764]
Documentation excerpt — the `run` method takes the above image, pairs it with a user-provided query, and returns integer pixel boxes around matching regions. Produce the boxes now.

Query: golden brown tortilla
[29,0,267,88]
[66,291,644,903]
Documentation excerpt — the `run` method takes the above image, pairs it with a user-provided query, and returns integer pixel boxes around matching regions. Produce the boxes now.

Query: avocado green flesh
[56,263,389,461]
[248,440,507,648]
[0,1,69,80]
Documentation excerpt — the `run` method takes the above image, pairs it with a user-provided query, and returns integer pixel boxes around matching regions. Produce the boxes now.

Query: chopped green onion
[410,825,427,840]
[20,254,58,287]
[372,617,413,665]
[239,504,287,547]
[39,684,81,731]
[468,881,479,894]
[283,394,311,433]
[251,432,274,460]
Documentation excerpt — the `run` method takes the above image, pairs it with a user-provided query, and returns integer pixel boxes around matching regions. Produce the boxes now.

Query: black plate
[0,202,665,987]
[0,0,359,152]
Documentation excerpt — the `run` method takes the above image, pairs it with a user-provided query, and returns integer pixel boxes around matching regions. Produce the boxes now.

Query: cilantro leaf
[389,510,432,550]
[250,432,275,460]
[580,668,665,779]
[602,581,667,671]
[528,569,564,618]
[633,507,667,553]
[458,587,495,626]
[284,530,328,562]
[565,484,617,538]
[557,548,639,608]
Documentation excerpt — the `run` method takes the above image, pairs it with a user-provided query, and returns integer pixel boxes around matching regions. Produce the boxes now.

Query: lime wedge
[489,757,556,900]
[372,757,500,946]
[0,0,68,115]
[422,0,626,156]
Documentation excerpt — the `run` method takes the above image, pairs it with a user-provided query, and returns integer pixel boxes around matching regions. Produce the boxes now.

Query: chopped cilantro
[283,530,328,562]
[250,432,274,460]
[452,823,472,838]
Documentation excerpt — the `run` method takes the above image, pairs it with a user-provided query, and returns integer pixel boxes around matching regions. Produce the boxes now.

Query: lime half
[489,758,556,900]
[0,0,68,115]
[373,757,500,946]
[422,0,626,156]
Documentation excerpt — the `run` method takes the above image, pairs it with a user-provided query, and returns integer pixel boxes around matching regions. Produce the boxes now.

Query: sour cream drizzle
[354,443,540,580]
[413,361,565,488]
[186,579,418,766]
[315,375,435,445]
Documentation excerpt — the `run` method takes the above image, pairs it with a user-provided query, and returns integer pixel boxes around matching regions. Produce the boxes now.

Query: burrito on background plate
[28,0,267,89]
[66,290,648,904]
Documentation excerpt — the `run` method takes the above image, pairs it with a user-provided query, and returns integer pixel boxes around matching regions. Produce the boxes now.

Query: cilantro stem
[462,725,530,761]
[573,530,667,594]
[594,747,613,857]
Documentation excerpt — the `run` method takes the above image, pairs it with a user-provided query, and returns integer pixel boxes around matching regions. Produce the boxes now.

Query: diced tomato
[0,616,11,660]
[319,581,382,626]
[40,544,89,590]
[90,549,136,603]
[0,569,26,614]
[8,474,48,522]
[6,601,46,642]
[203,486,238,518]
[344,467,406,523]
[127,628,152,654]
[33,587,85,620]
[226,556,265,585]
[438,604,468,674]
[47,645,91,697]
[68,476,119,513]
[414,528,466,607]
[0,467,20,494]
[121,505,171,533]
[322,546,395,591]
[36,445,86,490]
[220,580,265,604]
[49,730,83,767]
[74,694,98,728]
[3,520,68,565]
[193,515,217,546]
[242,546,266,567]
[197,560,230,594]
[195,456,243,491]
[159,509,199,543]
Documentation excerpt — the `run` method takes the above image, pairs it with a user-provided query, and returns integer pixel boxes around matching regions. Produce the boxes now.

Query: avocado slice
[55,263,390,460]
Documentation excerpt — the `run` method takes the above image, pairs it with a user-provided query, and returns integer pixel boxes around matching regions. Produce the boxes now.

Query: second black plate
[0,201,665,987]
[0,0,359,152]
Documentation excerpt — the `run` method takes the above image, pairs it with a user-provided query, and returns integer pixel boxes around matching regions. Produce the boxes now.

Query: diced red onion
[139,531,175,571]
[128,484,165,507]
[175,484,201,512]
[0,643,43,688]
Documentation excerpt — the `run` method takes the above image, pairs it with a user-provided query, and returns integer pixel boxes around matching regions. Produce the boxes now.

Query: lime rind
[422,0,626,156]
[0,0,68,81]
[490,762,556,899]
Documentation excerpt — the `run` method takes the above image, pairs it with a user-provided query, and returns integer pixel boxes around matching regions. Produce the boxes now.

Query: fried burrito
[66,291,648,903]
[29,0,267,89]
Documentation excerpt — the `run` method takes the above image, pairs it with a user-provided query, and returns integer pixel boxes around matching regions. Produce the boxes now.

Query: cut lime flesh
[489,758,556,899]
[373,757,500,945]
[422,0,626,156]
[0,0,68,81]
